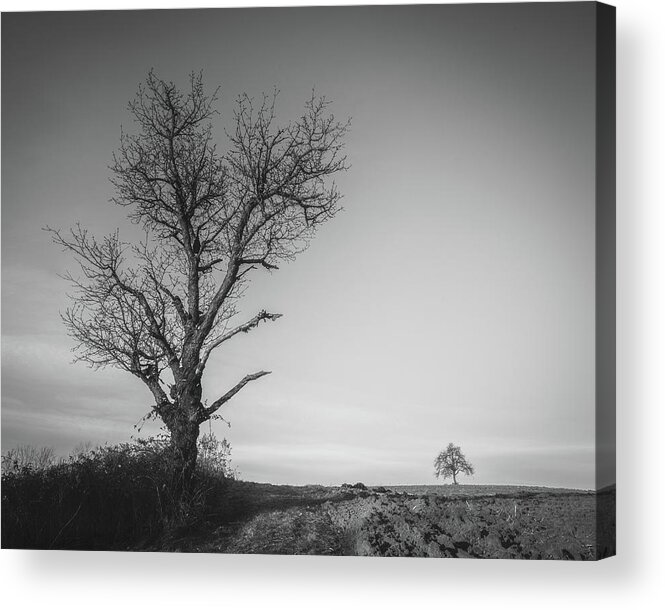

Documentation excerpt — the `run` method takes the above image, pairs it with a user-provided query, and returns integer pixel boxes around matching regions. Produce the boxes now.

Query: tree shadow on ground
[143,481,360,552]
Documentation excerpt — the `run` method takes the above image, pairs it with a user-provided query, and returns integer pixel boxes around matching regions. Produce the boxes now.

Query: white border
[2,1,663,608]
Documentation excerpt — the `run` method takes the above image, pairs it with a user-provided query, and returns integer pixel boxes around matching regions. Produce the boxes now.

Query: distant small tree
[434,443,474,484]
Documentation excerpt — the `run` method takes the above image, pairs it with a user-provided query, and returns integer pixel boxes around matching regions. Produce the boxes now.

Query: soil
[157,482,615,560]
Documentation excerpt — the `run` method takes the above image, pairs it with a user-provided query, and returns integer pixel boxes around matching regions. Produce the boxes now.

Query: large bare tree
[49,72,349,487]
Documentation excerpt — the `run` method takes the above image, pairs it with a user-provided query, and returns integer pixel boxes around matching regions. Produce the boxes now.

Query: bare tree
[434,443,475,484]
[48,71,349,490]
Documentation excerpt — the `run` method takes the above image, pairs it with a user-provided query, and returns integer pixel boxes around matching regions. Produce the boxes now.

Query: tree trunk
[164,397,201,516]
[452,472,458,484]
[169,419,199,490]
[165,377,204,495]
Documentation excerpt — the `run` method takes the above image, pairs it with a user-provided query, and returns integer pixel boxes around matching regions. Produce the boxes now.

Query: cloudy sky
[2,4,599,489]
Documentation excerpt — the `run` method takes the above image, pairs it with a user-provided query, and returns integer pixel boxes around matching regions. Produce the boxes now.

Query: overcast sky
[2,4,599,489]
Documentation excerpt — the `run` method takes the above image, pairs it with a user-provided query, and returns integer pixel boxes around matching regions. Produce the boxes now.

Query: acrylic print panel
[1,2,615,559]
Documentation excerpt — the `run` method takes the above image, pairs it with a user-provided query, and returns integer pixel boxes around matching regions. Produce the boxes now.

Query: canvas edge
[594,0,617,561]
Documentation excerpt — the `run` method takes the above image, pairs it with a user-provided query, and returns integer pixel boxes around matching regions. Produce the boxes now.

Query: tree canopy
[434,443,475,484]
[49,71,350,487]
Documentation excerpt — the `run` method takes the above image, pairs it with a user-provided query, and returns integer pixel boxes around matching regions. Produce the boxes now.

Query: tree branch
[197,310,282,375]
[239,257,279,271]
[202,370,272,421]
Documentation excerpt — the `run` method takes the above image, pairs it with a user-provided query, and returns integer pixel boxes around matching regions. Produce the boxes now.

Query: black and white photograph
[2,2,615,560]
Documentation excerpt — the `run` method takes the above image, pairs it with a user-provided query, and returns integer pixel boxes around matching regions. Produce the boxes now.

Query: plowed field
[162,482,615,560]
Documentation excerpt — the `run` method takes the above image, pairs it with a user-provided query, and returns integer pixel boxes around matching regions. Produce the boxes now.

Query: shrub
[198,432,238,479]
[1,432,235,550]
